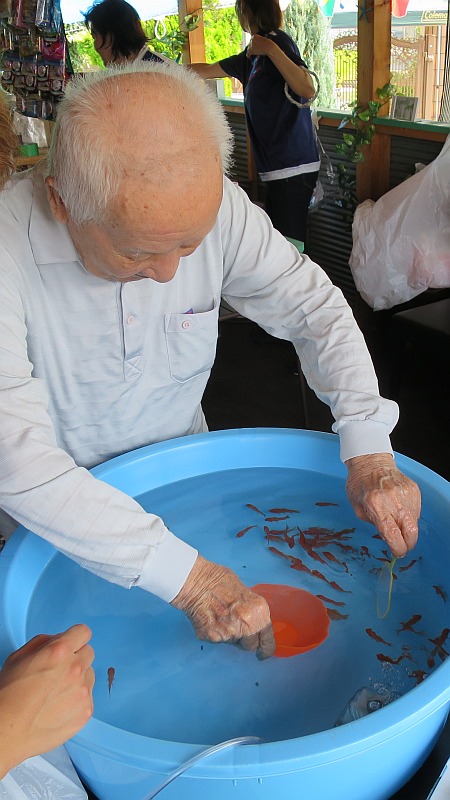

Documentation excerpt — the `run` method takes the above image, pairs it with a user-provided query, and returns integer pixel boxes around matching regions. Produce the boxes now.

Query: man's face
[53,170,223,284]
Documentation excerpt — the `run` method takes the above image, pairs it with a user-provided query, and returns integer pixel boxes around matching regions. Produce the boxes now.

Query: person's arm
[247,34,315,98]
[0,625,94,779]
[0,205,274,659]
[217,180,420,558]
[187,63,228,80]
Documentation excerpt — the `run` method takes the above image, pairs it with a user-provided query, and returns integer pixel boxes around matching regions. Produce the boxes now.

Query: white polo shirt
[0,169,398,600]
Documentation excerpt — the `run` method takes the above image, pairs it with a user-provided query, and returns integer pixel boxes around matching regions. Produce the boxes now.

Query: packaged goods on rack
[0,0,66,123]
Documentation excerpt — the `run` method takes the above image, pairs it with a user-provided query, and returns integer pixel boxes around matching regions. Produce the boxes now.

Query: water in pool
[26,467,448,745]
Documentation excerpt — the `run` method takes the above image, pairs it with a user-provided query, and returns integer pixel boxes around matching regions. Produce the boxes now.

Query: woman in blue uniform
[190,0,320,245]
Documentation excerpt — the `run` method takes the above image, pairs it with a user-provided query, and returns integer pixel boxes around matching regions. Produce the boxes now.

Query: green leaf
[367,101,381,115]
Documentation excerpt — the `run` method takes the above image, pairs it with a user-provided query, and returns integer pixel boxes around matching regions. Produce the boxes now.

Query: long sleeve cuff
[334,420,396,464]
[136,529,198,602]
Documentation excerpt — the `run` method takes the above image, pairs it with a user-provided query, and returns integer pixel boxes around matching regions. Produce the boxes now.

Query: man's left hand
[345,453,421,558]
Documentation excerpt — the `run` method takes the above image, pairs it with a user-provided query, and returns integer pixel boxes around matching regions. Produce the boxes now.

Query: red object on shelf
[391,0,410,17]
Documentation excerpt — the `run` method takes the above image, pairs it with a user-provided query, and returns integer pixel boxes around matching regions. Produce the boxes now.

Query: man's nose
[138,253,181,282]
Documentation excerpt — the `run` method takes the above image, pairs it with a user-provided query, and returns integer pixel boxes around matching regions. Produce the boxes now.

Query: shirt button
[127,315,135,325]
[181,320,191,330]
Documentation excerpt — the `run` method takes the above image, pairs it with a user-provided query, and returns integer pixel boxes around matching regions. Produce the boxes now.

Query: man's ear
[45,177,69,224]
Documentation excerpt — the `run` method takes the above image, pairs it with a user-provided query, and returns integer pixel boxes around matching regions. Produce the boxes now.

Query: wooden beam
[179,0,206,63]
[356,0,391,201]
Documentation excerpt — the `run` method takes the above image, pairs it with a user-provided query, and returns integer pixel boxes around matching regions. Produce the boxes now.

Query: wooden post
[423,28,438,120]
[356,0,391,201]
[179,0,206,64]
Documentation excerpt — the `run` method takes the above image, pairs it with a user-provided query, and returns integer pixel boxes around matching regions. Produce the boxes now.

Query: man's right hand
[171,555,275,660]
[0,623,95,778]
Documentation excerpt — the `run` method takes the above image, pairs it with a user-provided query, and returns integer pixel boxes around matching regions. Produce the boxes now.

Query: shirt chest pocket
[164,304,219,383]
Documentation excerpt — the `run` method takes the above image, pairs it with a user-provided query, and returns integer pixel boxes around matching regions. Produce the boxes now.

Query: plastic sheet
[12,112,48,148]
[349,134,450,310]
[0,747,87,800]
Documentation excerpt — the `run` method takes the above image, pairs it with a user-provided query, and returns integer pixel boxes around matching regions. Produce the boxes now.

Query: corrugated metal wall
[226,112,252,194]
[307,124,357,303]
[389,136,444,188]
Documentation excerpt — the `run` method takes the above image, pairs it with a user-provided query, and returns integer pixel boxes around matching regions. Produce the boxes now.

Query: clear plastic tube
[143,735,264,799]
[376,556,397,620]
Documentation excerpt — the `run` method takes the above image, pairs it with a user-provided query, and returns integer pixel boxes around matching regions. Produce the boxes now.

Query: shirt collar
[29,168,81,266]
[135,45,148,62]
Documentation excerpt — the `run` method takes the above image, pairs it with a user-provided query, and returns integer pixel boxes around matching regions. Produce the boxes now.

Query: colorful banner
[391,0,410,16]
[314,0,337,17]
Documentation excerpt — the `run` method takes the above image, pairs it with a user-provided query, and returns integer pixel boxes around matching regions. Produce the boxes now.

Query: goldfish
[268,507,299,514]
[397,614,423,634]
[327,608,348,621]
[107,666,115,695]
[376,653,405,665]
[235,525,256,538]
[366,628,392,646]
[246,503,265,515]
[398,559,418,572]
[432,585,447,602]
[316,594,346,607]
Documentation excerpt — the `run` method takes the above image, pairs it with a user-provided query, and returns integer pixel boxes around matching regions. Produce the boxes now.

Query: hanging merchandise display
[0,0,66,121]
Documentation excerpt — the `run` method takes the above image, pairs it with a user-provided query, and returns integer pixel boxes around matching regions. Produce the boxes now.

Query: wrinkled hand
[346,453,421,558]
[171,555,275,660]
[0,624,95,778]
[247,34,275,58]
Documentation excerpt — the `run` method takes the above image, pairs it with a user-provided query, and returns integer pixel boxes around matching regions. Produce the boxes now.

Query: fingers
[233,623,276,660]
[256,624,276,661]
[173,556,275,659]
[373,511,419,558]
[346,454,421,558]
[3,634,53,665]
[55,624,93,653]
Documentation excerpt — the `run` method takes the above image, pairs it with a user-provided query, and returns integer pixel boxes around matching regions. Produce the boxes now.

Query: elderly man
[0,62,420,661]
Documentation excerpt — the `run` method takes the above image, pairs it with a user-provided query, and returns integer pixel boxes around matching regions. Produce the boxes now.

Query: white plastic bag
[349,134,450,310]
[0,747,87,800]
[12,113,49,149]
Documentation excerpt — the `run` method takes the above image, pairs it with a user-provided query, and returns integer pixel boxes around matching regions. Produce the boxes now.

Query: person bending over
[0,61,420,663]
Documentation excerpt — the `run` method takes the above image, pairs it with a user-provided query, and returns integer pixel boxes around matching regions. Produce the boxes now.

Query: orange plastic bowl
[252,583,330,658]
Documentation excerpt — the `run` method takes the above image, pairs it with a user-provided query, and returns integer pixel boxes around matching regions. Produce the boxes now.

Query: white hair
[46,60,233,226]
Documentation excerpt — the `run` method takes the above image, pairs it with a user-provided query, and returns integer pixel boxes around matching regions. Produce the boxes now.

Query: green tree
[143,14,200,62]
[203,6,242,63]
[65,23,104,72]
[284,0,336,108]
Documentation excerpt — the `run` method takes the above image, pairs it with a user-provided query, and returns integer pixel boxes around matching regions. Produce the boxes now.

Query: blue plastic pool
[0,429,449,800]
